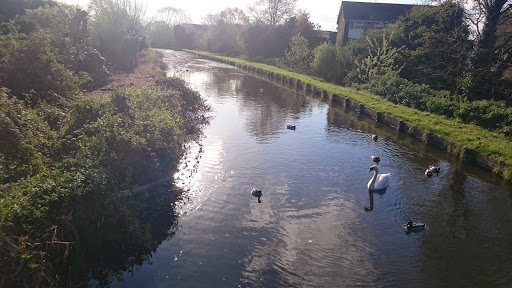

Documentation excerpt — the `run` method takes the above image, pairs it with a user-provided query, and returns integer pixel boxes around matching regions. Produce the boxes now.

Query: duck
[371,155,380,164]
[429,165,440,175]
[425,168,433,178]
[372,134,378,142]
[367,165,390,191]
[251,187,262,203]
[259,88,264,93]
[404,221,426,232]
[286,125,296,130]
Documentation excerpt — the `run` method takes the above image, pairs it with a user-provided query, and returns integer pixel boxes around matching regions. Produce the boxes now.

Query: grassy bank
[186,50,512,181]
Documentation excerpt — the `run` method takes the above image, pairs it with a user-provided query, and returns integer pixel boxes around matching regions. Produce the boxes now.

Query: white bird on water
[367,165,390,191]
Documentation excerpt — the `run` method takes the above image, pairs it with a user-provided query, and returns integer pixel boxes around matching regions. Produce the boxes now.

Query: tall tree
[292,9,324,48]
[468,0,512,100]
[279,34,312,73]
[88,0,147,68]
[155,6,191,25]
[393,1,471,92]
[0,0,55,22]
[203,7,250,25]
[201,8,249,55]
[249,0,297,26]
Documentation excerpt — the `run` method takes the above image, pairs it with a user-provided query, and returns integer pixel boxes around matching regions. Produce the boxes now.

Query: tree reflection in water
[76,182,181,287]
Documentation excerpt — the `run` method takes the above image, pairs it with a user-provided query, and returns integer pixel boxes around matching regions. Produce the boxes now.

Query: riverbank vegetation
[1,0,210,286]
[1,0,511,285]
[154,0,512,178]
[187,50,512,178]
[161,1,511,135]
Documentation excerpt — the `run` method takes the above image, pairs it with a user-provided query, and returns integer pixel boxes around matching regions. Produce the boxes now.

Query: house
[336,1,415,46]
[318,30,338,45]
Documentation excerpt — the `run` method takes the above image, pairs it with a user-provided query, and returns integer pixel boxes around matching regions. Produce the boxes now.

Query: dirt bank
[85,50,166,98]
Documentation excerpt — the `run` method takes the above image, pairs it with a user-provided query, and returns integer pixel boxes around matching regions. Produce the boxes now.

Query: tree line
[1,0,511,286]
[148,0,511,135]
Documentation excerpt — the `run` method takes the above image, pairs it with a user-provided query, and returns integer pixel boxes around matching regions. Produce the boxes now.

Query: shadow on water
[76,181,181,287]
[112,50,512,288]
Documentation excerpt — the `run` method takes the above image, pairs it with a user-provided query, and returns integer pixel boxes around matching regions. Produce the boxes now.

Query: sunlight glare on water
[110,50,512,288]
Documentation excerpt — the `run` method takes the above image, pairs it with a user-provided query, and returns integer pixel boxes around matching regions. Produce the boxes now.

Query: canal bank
[185,50,512,181]
[111,49,512,288]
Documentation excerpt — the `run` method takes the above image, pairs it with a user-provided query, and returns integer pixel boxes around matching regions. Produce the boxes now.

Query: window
[374,22,384,29]
[348,21,365,39]
[349,21,365,30]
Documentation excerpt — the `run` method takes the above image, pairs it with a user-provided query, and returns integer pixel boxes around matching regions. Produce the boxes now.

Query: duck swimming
[251,187,262,203]
[367,165,390,191]
[372,134,378,142]
[429,165,440,175]
[425,168,433,178]
[404,221,426,232]
[287,125,296,130]
[371,155,380,164]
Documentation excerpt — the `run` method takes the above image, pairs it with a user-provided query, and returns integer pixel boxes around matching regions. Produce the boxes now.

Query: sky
[58,0,419,31]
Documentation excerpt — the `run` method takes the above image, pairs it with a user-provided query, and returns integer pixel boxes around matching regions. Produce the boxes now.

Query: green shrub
[455,100,512,130]
[0,31,80,104]
[1,83,210,286]
[365,74,433,110]
[424,94,458,118]
[278,34,312,74]
[311,42,344,83]
[0,90,57,184]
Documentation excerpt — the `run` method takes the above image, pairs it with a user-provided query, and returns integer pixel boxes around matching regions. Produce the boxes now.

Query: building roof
[339,1,414,23]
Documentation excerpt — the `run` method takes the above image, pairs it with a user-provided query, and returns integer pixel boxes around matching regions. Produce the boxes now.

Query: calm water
[111,50,512,287]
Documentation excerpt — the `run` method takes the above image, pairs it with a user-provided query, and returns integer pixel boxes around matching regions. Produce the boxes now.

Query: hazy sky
[58,0,419,31]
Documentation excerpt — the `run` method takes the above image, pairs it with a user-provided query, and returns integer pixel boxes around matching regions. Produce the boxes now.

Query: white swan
[367,165,390,190]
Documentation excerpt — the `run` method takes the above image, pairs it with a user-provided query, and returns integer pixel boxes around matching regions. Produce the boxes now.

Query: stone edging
[193,53,508,180]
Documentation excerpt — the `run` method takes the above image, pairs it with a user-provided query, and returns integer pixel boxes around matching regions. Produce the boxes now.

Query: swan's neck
[369,169,378,188]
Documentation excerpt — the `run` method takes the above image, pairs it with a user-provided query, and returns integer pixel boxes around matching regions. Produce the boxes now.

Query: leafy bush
[1,83,210,286]
[365,74,433,110]
[424,94,459,118]
[311,42,344,83]
[347,31,404,85]
[277,34,312,74]
[0,89,57,184]
[454,100,512,130]
[0,30,80,104]
[89,0,147,69]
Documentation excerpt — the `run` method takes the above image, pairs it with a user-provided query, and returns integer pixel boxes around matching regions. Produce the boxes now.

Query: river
[109,50,512,287]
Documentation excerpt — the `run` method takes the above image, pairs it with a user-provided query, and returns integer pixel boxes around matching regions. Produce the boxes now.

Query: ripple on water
[110,50,512,288]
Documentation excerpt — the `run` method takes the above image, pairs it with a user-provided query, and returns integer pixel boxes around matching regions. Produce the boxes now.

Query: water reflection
[111,50,512,288]
[364,188,387,212]
[87,183,180,287]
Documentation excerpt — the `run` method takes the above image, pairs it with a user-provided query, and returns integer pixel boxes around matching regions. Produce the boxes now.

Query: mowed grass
[185,50,512,180]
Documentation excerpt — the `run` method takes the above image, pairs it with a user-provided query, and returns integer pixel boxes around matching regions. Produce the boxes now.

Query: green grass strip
[185,50,512,181]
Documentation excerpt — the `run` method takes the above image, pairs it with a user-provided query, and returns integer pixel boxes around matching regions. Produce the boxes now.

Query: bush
[0,31,80,104]
[311,42,344,83]
[278,34,312,74]
[454,100,512,130]
[0,89,57,184]
[1,83,211,286]
[365,74,433,110]
[424,94,458,118]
